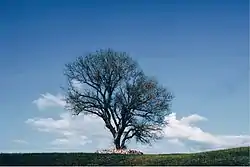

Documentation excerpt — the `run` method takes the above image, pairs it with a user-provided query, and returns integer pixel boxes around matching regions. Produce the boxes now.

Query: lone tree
[64,49,174,150]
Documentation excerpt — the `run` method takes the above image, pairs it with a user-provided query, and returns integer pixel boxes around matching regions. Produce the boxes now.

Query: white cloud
[164,113,223,145]
[26,112,111,149]
[164,113,250,149]
[27,93,250,153]
[12,139,28,145]
[180,114,207,125]
[32,93,66,110]
[32,80,84,110]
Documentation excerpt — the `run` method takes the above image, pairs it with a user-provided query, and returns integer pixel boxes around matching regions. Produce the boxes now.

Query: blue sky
[0,0,249,153]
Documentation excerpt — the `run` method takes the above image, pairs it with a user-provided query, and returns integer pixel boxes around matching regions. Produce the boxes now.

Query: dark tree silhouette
[64,49,174,149]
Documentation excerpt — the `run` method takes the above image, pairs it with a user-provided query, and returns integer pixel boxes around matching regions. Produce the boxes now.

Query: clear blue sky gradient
[0,0,249,152]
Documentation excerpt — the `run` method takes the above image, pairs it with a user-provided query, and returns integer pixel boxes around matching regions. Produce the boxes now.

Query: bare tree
[64,48,174,150]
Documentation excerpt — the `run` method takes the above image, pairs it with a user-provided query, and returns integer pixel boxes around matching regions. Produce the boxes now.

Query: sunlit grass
[0,146,249,166]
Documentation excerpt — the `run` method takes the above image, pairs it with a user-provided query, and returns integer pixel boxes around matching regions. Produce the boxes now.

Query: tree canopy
[64,48,174,149]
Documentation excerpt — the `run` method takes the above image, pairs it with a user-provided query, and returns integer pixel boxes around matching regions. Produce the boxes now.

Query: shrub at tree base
[95,148,143,155]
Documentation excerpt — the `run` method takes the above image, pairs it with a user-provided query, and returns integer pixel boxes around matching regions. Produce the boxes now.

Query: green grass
[0,147,249,166]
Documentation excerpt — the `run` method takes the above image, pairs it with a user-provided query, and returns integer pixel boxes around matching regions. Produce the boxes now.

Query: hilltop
[0,146,249,166]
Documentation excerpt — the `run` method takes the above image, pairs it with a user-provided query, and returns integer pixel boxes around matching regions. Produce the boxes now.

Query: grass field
[0,146,249,166]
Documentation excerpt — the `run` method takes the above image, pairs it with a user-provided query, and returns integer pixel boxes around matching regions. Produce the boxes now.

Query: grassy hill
[0,146,249,166]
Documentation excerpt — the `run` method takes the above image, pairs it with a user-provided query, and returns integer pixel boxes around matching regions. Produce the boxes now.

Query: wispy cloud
[32,93,66,110]
[50,136,92,148]
[12,139,28,145]
[167,138,185,146]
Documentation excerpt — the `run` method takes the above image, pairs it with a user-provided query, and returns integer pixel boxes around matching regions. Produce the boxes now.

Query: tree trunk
[114,130,124,149]
[114,138,121,149]
[112,117,127,150]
